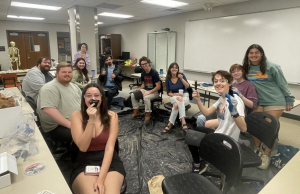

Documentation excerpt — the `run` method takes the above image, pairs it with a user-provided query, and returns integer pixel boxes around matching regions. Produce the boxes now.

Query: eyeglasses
[213,79,228,84]
[141,62,148,66]
[231,69,242,73]
[84,94,102,99]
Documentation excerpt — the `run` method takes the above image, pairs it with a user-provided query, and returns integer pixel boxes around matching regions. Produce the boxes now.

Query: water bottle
[160,69,163,75]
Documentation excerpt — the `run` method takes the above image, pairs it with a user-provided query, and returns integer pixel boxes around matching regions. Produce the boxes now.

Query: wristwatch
[232,113,239,118]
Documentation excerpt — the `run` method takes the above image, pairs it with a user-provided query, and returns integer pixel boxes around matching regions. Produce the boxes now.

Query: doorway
[7,31,50,70]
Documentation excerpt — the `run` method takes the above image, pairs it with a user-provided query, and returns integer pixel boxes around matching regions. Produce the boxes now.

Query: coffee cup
[179,89,183,95]
[91,70,95,78]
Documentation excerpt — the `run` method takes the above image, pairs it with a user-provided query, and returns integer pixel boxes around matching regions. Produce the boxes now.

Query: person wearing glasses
[98,55,123,109]
[72,43,90,66]
[131,56,161,126]
[188,70,247,174]
[196,64,258,130]
[70,83,125,194]
[37,62,81,146]
[242,44,295,170]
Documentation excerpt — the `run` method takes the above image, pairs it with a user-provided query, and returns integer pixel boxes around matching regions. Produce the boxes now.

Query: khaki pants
[131,89,159,112]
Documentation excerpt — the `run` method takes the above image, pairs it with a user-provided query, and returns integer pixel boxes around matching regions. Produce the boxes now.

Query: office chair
[1,73,21,88]
[150,80,165,122]
[129,66,143,90]
[239,112,279,185]
[162,133,254,194]
[70,139,127,194]
[111,91,125,110]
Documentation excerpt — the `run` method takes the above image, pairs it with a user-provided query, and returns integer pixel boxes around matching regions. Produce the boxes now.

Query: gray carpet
[55,109,281,194]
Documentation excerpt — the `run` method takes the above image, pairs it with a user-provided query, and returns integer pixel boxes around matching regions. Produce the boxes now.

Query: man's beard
[106,62,112,66]
[40,66,50,74]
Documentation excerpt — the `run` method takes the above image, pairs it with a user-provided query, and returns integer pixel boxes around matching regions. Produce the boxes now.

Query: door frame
[6,30,51,61]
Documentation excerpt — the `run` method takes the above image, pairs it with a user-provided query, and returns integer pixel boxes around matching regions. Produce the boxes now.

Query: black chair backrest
[25,95,37,111]
[245,112,279,149]
[199,133,243,188]
[158,80,163,96]
[134,66,143,73]
[71,139,120,163]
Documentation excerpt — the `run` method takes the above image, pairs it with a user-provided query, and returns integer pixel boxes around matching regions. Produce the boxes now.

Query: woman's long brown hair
[81,83,110,129]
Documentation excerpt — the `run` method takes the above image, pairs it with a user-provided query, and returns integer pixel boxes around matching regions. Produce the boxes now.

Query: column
[68,6,99,73]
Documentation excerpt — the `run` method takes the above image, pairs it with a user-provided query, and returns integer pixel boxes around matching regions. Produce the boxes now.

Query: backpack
[271,145,299,169]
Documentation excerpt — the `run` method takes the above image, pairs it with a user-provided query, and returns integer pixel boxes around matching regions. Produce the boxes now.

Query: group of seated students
[20,43,295,193]
[22,60,125,193]
[161,44,294,173]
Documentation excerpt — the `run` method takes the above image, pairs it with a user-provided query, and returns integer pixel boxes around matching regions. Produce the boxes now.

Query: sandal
[182,124,190,133]
[162,124,173,133]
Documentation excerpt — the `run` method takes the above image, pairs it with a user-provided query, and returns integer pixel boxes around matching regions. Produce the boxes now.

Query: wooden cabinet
[99,34,121,59]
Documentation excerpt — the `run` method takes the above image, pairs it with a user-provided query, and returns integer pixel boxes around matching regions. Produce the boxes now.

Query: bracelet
[87,120,95,124]
[232,113,240,118]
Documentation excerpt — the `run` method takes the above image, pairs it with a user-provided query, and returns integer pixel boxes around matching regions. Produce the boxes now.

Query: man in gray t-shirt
[37,62,81,144]
[22,57,54,102]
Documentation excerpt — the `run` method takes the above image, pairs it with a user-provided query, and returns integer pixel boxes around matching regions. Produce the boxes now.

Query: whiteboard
[184,7,300,84]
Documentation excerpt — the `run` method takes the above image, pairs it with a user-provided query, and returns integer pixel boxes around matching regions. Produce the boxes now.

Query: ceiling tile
[106,0,136,6]
[8,7,35,16]
[96,3,123,9]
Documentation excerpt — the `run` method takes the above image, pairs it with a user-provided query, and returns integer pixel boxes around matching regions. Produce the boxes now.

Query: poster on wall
[65,43,70,51]
[58,40,64,48]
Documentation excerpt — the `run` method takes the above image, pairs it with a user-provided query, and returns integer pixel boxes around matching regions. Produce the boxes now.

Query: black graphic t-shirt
[141,68,160,91]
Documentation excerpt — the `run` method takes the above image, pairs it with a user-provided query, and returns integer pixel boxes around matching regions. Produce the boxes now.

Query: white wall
[0,20,69,70]
[99,0,300,116]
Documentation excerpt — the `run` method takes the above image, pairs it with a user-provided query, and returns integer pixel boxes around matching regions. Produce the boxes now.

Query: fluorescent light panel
[98,12,133,18]
[7,15,44,20]
[98,22,104,24]
[141,0,188,7]
[11,1,61,10]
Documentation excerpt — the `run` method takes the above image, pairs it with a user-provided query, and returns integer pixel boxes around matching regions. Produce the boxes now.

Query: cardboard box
[0,152,18,189]
[0,98,22,138]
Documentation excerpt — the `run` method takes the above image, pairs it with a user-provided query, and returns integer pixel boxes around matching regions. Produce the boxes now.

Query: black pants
[47,125,73,146]
[188,127,214,163]
[105,86,118,109]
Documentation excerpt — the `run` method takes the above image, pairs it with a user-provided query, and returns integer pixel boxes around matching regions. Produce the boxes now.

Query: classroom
[0,0,300,194]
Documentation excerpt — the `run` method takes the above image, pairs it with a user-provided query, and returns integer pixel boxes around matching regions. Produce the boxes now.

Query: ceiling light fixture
[98,12,133,18]
[11,1,61,10]
[203,3,213,11]
[141,0,188,8]
[98,22,104,25]
[7,15,44,20]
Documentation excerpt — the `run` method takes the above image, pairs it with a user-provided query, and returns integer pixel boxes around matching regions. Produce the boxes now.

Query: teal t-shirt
[247,61,294,106]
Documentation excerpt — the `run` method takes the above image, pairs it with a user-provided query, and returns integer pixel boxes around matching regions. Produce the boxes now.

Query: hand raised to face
[178,73,183,79]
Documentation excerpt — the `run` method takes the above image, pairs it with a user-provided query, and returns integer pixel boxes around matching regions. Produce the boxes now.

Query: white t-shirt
[213,94,245,141]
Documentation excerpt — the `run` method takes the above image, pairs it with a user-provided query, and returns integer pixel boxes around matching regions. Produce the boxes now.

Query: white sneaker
[258,154,271,170]
[253,146,263,157]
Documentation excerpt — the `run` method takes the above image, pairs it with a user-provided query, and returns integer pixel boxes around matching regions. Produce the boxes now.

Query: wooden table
[0,87,72,194]
[259,152,300,194]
